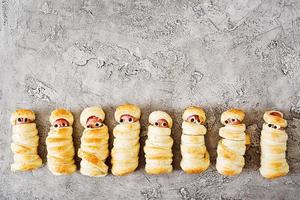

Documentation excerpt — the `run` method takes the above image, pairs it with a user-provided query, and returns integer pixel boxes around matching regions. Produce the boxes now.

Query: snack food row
[10,104,289,179]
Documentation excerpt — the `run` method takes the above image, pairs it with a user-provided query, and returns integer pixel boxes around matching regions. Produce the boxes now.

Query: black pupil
[274,126,277,129]
[18,118,21,122]
[96,123,99,126]
[155,122,158,126]
[120,119,123,123]
[225,120,228,124]
[129,118,132,122]
[24,118,27,122]
[268,124,272,127]
[62,123,65,126]
[87,125,90,128]
[191,118,194,122]
[54,124,58,128]
[198,119,200,123]
[232,119,235,121]
[163,123,166,126]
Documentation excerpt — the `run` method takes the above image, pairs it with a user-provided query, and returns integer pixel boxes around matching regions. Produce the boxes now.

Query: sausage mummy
[10,109,42,171]
[111,104,141,176]
[216,109,247,176]
[260,111,289,179]
[46,109,76,175]
[144,111,173,174]
[180,107,210,174]
[78,106,109,177]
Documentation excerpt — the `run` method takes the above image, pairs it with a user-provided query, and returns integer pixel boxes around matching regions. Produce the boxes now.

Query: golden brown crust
[49,109,74,125]
[260,111,289,179]
[10,109,35,125]
[182,106,206,122]
[263,110,287,128]
[46,126,76,175]
[220,109,245,125]
[80,106,105,127]
[114,104,141,121]
[145,166,173,174]
[11,119,42,171]
[216,109,246,176]
[78,122,109,177]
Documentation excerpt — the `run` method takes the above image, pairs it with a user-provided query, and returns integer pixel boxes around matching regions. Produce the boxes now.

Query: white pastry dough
[144,111,173,174]
[260,111,289,179]
[180,107,210,174]
[78,106,109,177]
[216,109,247,176]
[111,104,141,176]
[46,109,76,175]
[10,109,42,171]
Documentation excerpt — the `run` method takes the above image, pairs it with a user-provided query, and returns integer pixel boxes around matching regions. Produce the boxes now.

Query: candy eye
[268,124,272,128]
[274,125,277,129]
[163,122,167,127]
[129,118,132,122]
[120,119,124,123]
[190,118,194,122]
[54,124,58,128]
[87,125,91,128]
[17,118,22,122]
[232,118,235,122]
[225,120,228,124]
[95,123,100,127]
[155,122,159,126]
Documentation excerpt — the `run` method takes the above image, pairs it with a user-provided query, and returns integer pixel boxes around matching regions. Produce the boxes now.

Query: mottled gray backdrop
[0,0,300,199]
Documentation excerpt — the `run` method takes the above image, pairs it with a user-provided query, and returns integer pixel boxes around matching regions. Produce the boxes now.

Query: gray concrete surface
[1,0,300,199]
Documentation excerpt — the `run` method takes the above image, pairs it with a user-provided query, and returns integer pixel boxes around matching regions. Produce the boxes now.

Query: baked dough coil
[260,111,289,179]
[216,109,247,176]
[11,123,42,171]
[144,125,173,174]
[46,127,76,175]
[78,126,109,177]
[180,121,210,173]
[111,122,140,176]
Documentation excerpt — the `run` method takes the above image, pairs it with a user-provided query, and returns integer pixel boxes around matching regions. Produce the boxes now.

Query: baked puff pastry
[260,111,289,179]
[144,111,173,174]
[10,109,42,171]
[216,109,247,176]
[78,106,109,177]
[180,106,210,174]
[46,109,76,175]
[111,104,141,176]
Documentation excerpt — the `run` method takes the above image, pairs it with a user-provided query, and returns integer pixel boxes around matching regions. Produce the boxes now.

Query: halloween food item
[46,109,76,175]
[111,104,141,176]
[260,111,289,179]
[216,109,247,176]
[78,106,109,177]
[144,111,173,174]
[180,106,210,173]
[10,109,42,171]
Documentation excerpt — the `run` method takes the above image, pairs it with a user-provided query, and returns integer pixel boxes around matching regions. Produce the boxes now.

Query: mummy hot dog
[10,109,42,171]
[180,107,210,174]
[111,104,141,176]
[46,109,76,175]
[78,106,109,177]
[144,111,173,174]
[260,111,289,179]
[216,109,248,176]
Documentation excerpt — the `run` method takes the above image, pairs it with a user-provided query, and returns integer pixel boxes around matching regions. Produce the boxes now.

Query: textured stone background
[1,0,300,199]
